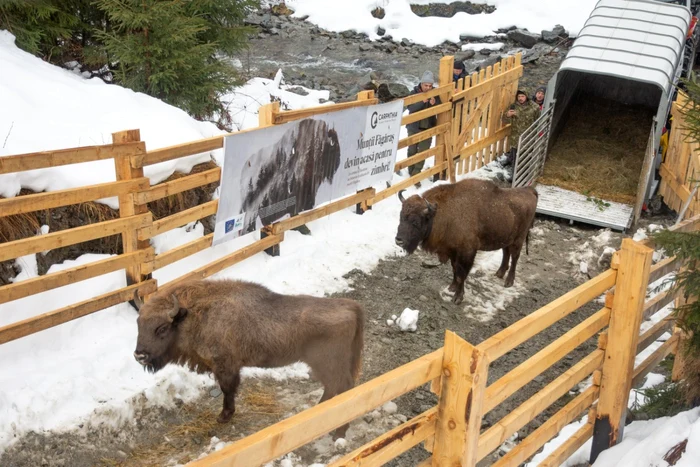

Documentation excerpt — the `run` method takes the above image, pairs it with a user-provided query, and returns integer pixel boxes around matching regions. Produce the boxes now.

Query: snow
[396,308,419,332]
[382,401,398,414]
[285,0,598,47]
[462,42,505,52]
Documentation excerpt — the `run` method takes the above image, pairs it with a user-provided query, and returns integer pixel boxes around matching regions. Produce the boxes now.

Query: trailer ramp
[535,184,633,231]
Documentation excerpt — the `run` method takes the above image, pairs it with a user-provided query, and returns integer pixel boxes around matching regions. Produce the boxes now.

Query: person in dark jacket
[405,71,442,184]
[453,60,468,85]
[532,86,546,110]
[500,89,540,168]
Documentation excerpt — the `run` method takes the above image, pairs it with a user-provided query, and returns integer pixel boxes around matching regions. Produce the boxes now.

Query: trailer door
[511,102,555,188]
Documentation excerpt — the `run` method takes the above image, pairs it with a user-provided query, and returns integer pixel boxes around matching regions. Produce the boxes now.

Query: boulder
[507,28,540,48]
[387,82,410,98]
[377,26,386,36]
[371,7,386,19]
[401,38,414,47]
[359,43,372,52]
[460,49,476,59]
[459,33,482,42]
[542,24,567,43]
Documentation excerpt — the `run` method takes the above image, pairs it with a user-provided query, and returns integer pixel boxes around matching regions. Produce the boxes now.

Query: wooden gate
[658,92,700,220]
[451,54,523,176]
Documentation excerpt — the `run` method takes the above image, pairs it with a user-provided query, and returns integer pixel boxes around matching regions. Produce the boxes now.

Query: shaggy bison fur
[132,279,364,438]
[395,178,538,304]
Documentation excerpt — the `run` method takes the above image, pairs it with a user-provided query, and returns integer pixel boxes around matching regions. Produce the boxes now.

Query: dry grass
[105,385,284,467]
[540,96,655,204]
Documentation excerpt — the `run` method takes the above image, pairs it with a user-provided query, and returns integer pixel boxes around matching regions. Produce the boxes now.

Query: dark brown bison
[132,279,364,438]
[395,178,538,304]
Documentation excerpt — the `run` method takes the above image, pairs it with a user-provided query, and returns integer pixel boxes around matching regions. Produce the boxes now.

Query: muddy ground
[0,201,676,467]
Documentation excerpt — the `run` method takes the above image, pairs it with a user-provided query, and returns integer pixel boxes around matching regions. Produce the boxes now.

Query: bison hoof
[504,279,514,288]
[448,283,458,293]
[217,409,235,424]
[495,269,506,279]
[452,294,464,305]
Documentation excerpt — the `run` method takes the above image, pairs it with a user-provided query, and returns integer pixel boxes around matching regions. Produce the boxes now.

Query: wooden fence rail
[0,51,697,467]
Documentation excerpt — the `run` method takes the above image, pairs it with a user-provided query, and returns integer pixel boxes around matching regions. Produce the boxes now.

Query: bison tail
[350,303,365,382]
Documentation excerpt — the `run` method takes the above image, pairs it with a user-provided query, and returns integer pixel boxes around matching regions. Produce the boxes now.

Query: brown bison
[132,279,364,438]
[395,178,538,304]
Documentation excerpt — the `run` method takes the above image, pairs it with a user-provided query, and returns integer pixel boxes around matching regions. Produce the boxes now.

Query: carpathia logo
[370,111,378,129]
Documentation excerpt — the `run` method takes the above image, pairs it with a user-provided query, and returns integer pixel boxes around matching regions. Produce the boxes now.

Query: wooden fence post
[112,129,152,304]
[432,330,489,466]
[257,102,283,257]
[590,238,653,463]
[435,56,455,182]
[356,90,376,214]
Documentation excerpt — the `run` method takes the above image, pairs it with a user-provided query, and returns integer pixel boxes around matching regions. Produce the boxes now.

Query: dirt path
[1,204,675,467]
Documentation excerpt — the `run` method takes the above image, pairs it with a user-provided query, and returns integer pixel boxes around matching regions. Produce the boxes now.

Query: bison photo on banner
[213,100,404,245]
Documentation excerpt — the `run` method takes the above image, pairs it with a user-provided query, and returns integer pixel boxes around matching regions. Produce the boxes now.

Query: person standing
[406,71,441,186]
[501,89,540,167]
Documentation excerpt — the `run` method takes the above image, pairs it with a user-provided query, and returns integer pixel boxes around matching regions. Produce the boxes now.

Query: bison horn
[133,290,144,311]
[398,190,406,203]
[168,294,180,321]
[424,198,437,214]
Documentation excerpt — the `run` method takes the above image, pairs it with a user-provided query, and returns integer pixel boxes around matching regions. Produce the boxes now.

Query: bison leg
[216,371,241,424]
[504,244,523,288]
[453,251,476,305]
[496,247,510,279]
[448,257,459,293]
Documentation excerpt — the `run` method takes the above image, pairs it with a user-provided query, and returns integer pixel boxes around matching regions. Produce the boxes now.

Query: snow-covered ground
[280,0,598,47]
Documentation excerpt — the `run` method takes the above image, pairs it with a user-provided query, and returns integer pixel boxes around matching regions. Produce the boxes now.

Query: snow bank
[462,42,504,52]
[286,0,598,47]
[396,308,419,332]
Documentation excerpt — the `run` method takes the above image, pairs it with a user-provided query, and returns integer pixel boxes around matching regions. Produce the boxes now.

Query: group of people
[404,60,547,182]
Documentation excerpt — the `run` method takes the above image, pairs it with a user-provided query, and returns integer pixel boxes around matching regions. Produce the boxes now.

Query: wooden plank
[397,123,450,150]
[401,103,452,127]
[133,135,224,168]
[142,199,218,240]
[367,164,445,207]
[153,233,214,271]
[0,142,145,174]
[270,190,376,235]
[0,178,149,216]
[434,56,456,181]
[453,92,493,151]
[402,84,453,107]
[591,238,653,462]
[478,269,617,361]
[478,349,603,461]
[394,146,443,172]
[452,65,523,102]
[631,333,679,388]
[0,248,154,305]
[538,422,594,467]
[134,167,221,204]
[637,318,674,353]
[659,163,699,212]
[274,99,378,124]
[328,408,437,467]
[161,233,284,293]
[492,385,598,467]
[259,101,280,128]
[188,349,444,467]
[649,256,681,283]
[432,331,488,467]
[0,213,152,263]
[643,289,679,321]
[483,307,609,414]
[456,127,509,163]
[0,279,157,345]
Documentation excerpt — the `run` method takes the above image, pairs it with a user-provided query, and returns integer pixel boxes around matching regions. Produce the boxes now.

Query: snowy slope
[283,0,598,47]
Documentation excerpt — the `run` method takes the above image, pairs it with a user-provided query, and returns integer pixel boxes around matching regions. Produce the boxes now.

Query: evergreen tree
[652,77,700,404]
[0,0,79,58]
[94,0,257,123]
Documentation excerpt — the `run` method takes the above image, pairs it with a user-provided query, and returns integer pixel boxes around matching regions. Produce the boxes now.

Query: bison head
[395,190,437,254]
[132,292,187,373]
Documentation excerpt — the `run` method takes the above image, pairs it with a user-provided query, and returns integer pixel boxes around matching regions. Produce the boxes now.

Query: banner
[213,100,404,245]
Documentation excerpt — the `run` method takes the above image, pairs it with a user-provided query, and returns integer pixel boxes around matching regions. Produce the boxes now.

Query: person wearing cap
[501,89,540,167]
[405,70,442,184]
[453,60,468,85]
[532,86,546,110]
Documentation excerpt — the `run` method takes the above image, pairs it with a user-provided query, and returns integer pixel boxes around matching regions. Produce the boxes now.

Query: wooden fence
[658,93,700,219]
[0,51,696,466]
[180,214,698,467]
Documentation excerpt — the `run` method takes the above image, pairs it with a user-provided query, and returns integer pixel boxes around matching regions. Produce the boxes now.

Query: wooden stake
[435,56,455,181]
[432,331,488,466]
[590,238,653,463]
